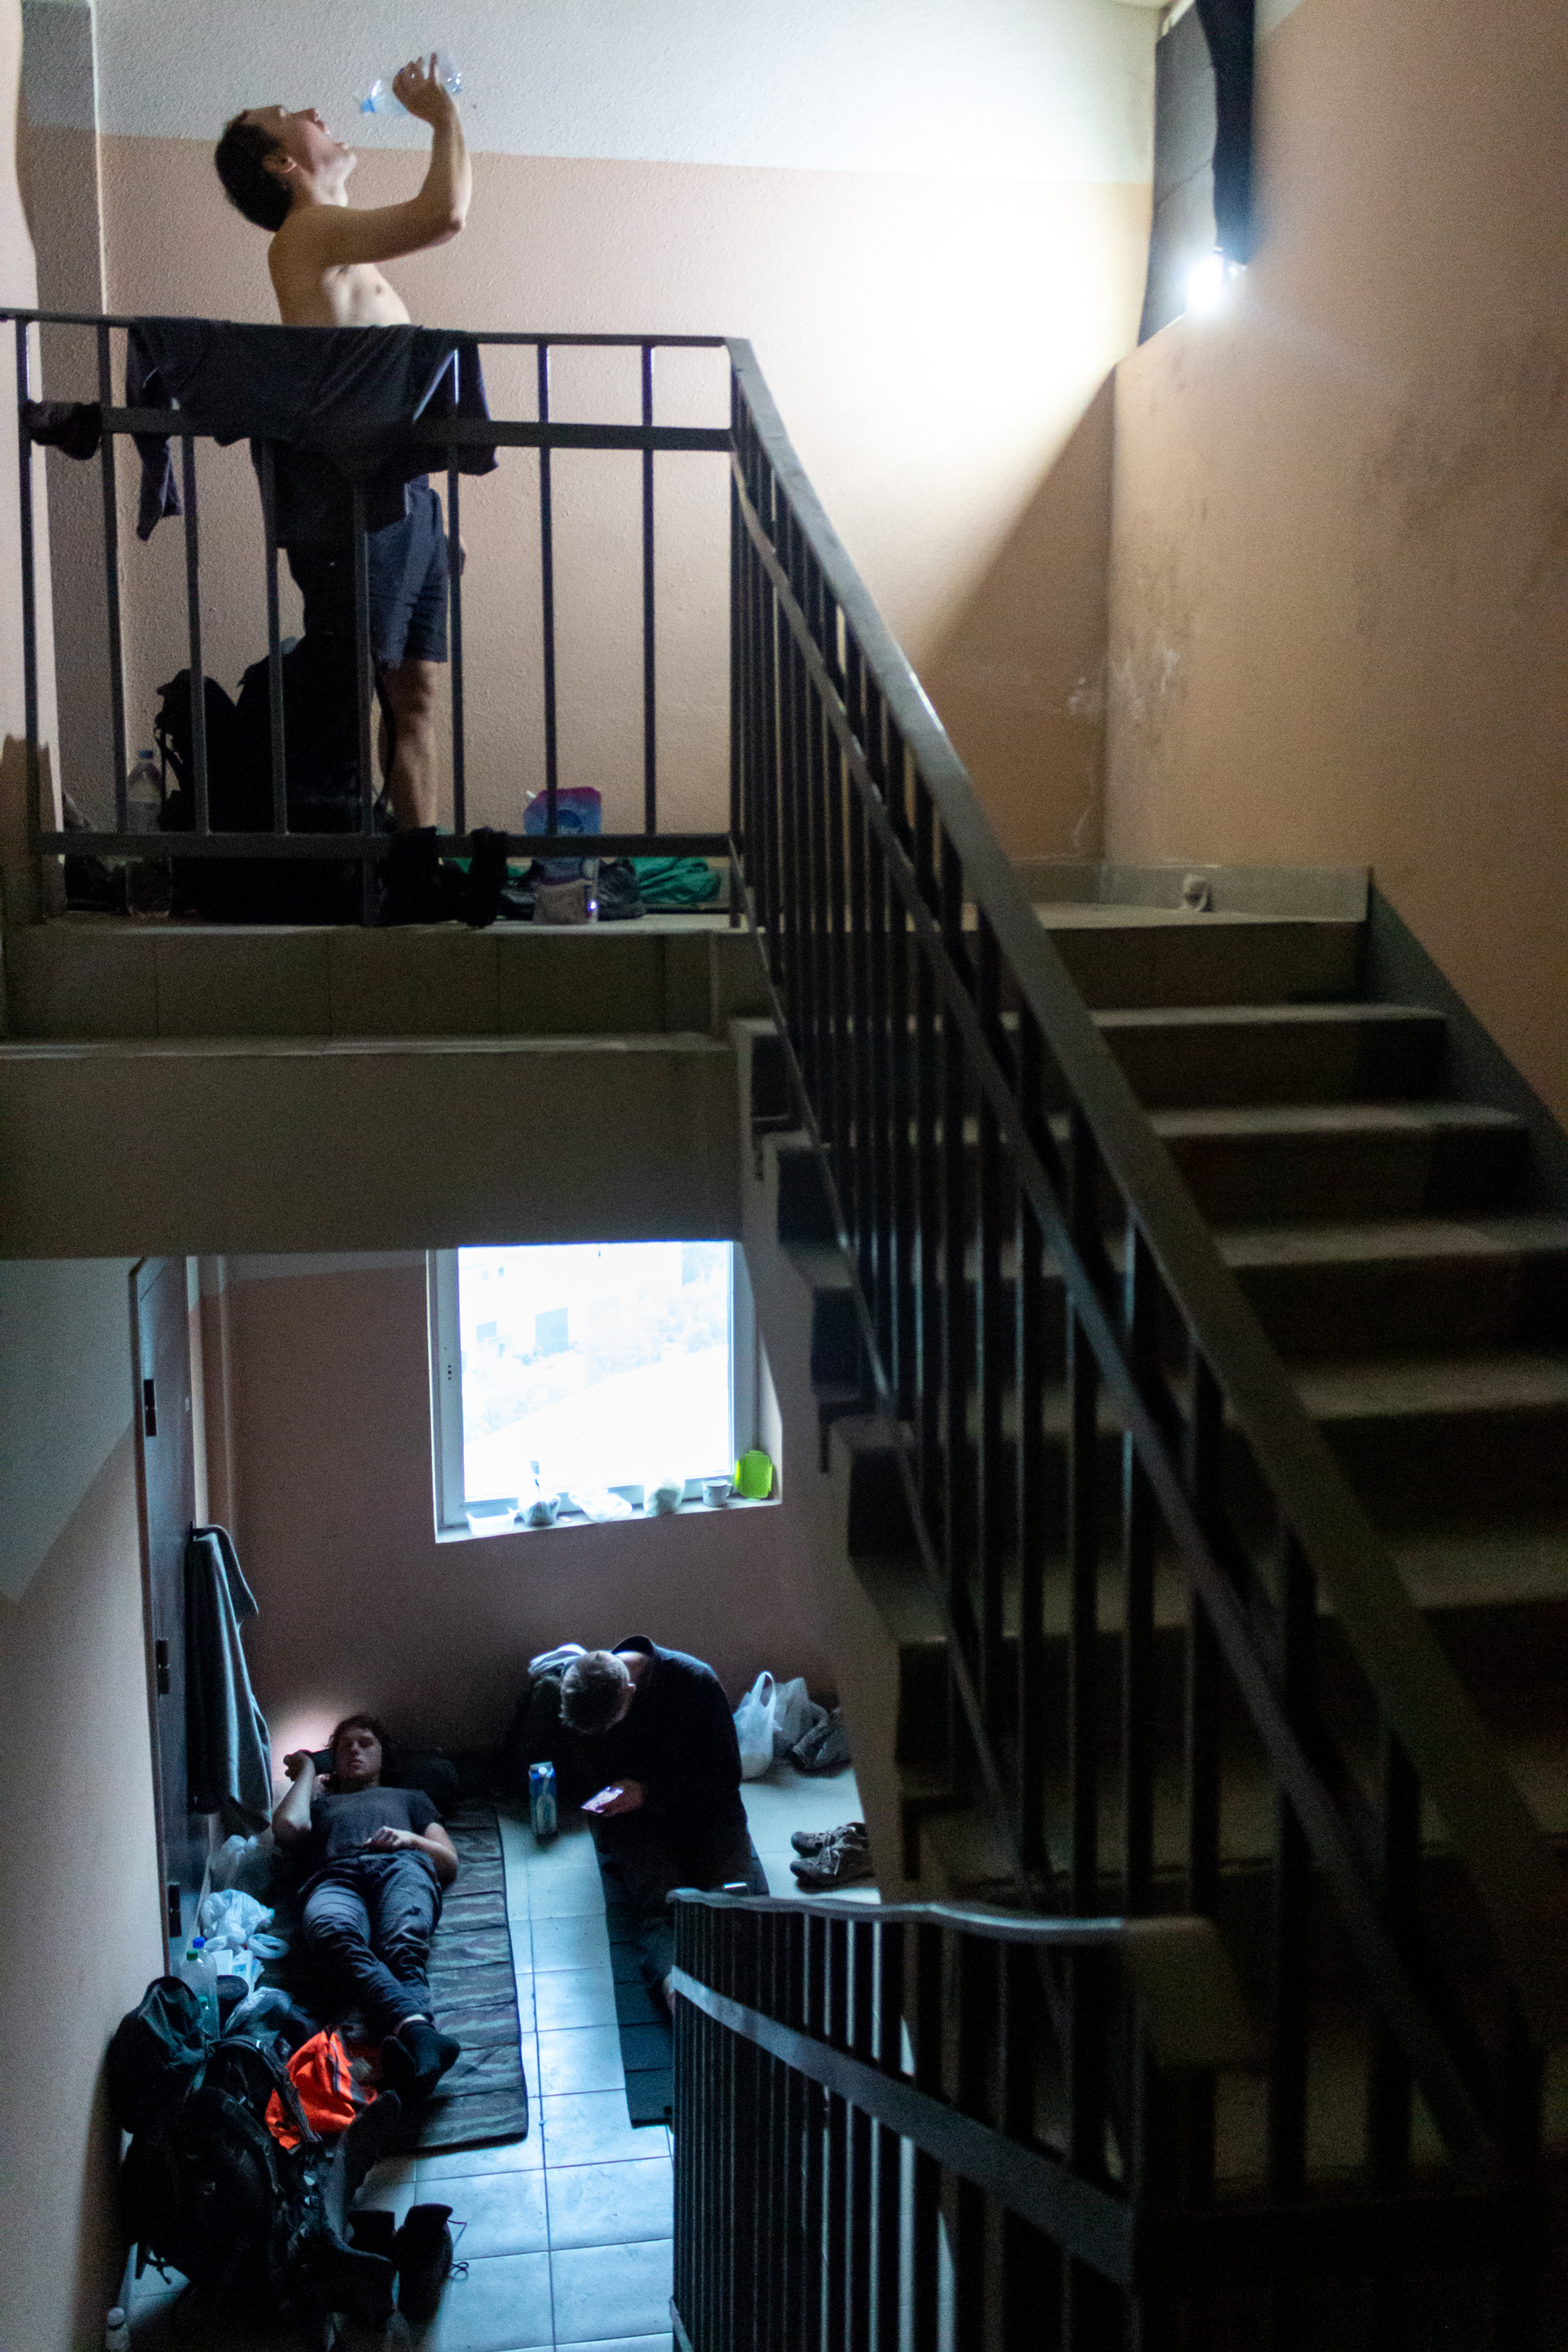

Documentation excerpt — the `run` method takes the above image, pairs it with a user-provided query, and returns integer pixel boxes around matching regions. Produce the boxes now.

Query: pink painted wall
[1104,0,1568,1119]
[223,1258,834,1764]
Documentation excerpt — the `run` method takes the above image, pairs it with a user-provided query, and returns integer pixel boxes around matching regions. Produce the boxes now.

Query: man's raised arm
[284,56,470,269]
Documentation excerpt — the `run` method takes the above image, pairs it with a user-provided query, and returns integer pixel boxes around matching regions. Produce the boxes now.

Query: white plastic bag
[734,1671,778,1779]
[771,1676,826,1759]
[198,1887,275,1954]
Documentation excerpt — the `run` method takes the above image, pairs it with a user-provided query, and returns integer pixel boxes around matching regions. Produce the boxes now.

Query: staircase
[723,346,1568,2343]
[777,890,1568,1915]
[735,881,1568,2339]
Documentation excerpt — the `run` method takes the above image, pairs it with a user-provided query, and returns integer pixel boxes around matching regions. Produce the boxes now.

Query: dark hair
[560,1651,633,1735]
[214,113,292,232]
[329,1711,392,1763]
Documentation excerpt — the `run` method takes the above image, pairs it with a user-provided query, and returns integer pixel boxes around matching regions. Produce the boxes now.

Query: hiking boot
[394,2202,456,2324]
[789,1820,868,1858]
[792,1838,875,1891]
[460,825,510,930]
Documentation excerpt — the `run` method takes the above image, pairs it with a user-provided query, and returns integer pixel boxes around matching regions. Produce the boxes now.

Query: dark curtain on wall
[1138,0,1257,343]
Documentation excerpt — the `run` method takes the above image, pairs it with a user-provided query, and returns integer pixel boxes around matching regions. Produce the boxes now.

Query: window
[429,1242,768,1534]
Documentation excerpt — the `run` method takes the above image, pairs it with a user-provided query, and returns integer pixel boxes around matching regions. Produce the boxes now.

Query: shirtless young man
[212,60,470,829]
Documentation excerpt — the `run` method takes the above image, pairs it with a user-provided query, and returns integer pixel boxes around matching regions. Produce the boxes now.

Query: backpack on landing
[155,637,387,924]
[111,1980,401,2348]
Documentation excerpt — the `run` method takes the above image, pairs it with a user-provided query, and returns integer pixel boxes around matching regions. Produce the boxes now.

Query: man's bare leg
[379,657,440,829]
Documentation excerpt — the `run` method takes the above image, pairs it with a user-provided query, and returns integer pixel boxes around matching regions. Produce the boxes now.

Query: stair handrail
[724,336,1568,2086]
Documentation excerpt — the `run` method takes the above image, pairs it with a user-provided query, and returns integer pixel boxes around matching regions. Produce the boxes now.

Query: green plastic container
[733,1448,775,1501]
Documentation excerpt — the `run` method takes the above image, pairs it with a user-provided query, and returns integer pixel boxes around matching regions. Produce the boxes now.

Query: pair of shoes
[380,2016,462,2103]
[376,826,509,927]
[790,1820,867,1858]
[347,2203,456,2323]
[792,1836,875,1890]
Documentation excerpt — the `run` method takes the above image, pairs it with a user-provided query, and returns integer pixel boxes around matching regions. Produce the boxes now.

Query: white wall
[96,0,1155,181]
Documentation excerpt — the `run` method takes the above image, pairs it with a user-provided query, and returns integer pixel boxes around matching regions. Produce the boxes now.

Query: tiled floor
[129,1763,867,2350]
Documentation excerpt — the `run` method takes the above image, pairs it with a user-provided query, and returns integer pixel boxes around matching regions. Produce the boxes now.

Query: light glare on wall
[1185,249,1242,317]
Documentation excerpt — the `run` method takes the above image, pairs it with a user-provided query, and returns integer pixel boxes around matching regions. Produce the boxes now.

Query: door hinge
[165,1880,182,1940]
[142,1376,158,1437]
[154,1638,171,1696]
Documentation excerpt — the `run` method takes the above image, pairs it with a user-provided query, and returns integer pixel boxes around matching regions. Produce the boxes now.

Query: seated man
[273,1713,462,2099]
[557,1639,763,2005]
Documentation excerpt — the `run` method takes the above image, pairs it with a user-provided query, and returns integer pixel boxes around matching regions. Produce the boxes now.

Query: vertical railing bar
[1268,1528,1316,2206]
[1015,1015,1048,1877]
[939,832,972,1650]
[537,342,559,830]
[975,916,1007,1751]
[15,323,40,840]
[446,455,466,837]
[258,440,287,834]
[1184,1348,1224,2209]
[1067,1112,1102,1918]
[641,340,658,833]
[1123,1220,1159,1915]
[351,481,376,921]
[94,321,129,830]
[1367,1725,1418,2192]
[179,433,209,837]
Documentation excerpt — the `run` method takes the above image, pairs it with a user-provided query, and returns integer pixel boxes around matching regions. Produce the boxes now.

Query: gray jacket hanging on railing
[185,1524,272,1830]
[125,318,498,543]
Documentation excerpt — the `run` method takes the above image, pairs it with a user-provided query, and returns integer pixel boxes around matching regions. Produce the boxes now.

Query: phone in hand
[582,1785,624,1816]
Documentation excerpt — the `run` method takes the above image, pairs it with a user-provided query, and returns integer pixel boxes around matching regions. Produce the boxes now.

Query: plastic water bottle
[182,1936,221,2037]
[126,749,162,833]
[125,748,169,914]
[528,1760,558,1842]
[358,53,463,114]
[103,2310,131,2352]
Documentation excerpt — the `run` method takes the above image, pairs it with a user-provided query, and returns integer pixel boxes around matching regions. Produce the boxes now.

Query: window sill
[434,1494,779,1544]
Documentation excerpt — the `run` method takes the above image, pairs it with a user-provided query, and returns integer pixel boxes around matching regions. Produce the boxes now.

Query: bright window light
[1184,249,1240,317]
[453,1242,735,1508]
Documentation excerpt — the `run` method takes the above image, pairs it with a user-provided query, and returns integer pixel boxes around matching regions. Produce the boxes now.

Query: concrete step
[1152,1101,1530,1225]
[1033,909,1363,1011]
[4,912,768,1041]
[773,1101,1532,1247]
[1094,1000,1446,1108]
[790,1218,1568,1398]
[1306,1348,1568,1519]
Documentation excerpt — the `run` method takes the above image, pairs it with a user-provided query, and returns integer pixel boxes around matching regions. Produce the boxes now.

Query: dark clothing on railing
[125,318,495,544]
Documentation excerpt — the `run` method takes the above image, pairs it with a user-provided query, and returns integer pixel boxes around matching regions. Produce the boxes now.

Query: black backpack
[155,637,387,924]
[113,1984,400,2344]
[107,1976,209,2137]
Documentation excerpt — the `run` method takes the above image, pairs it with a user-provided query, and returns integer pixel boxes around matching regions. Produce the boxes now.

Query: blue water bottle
[528,1761,558,1842]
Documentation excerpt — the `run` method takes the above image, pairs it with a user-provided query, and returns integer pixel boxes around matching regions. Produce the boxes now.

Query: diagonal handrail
[723,336,1568,2092]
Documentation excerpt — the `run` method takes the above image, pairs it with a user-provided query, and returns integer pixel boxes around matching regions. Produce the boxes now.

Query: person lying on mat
[273,1712,462,2100]
[558,1639,761,2008]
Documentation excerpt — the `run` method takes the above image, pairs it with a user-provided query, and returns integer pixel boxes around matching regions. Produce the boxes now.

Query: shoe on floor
[789,1820,868,1858]
[394,2202,456,2324]
[791,1838,875,1890]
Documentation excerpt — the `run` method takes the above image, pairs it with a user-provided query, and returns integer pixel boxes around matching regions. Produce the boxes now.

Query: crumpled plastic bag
[790,1707,851,1774]
[198,1886,287,1961]
[771,1675,827,1759]
[733,1671,777,1779]
[211,1831,278,1901]
[529,1642,586,1676]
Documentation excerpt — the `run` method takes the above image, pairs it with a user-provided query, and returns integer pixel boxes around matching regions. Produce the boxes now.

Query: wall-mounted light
[1184,248,1243,317]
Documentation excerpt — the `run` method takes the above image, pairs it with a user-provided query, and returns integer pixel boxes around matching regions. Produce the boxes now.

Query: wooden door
[131,1257,204,1966]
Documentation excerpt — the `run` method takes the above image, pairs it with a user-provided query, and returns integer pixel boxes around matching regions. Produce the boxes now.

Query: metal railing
[8,310,735,915]
[724,339,1568,2233]
[670,1890,1530,2350]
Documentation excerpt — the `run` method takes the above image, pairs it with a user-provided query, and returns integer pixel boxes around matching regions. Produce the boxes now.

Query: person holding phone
[559,1640,761,2005]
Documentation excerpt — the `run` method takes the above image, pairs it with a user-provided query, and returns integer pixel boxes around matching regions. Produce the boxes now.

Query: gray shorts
[286,479,449,666]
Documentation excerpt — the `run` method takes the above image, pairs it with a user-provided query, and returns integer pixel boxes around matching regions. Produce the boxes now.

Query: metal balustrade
[7,309,735,918]
[723,340,1568,2329]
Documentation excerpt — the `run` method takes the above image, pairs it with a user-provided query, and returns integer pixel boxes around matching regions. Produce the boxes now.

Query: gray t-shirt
[306,1784,439,1878]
